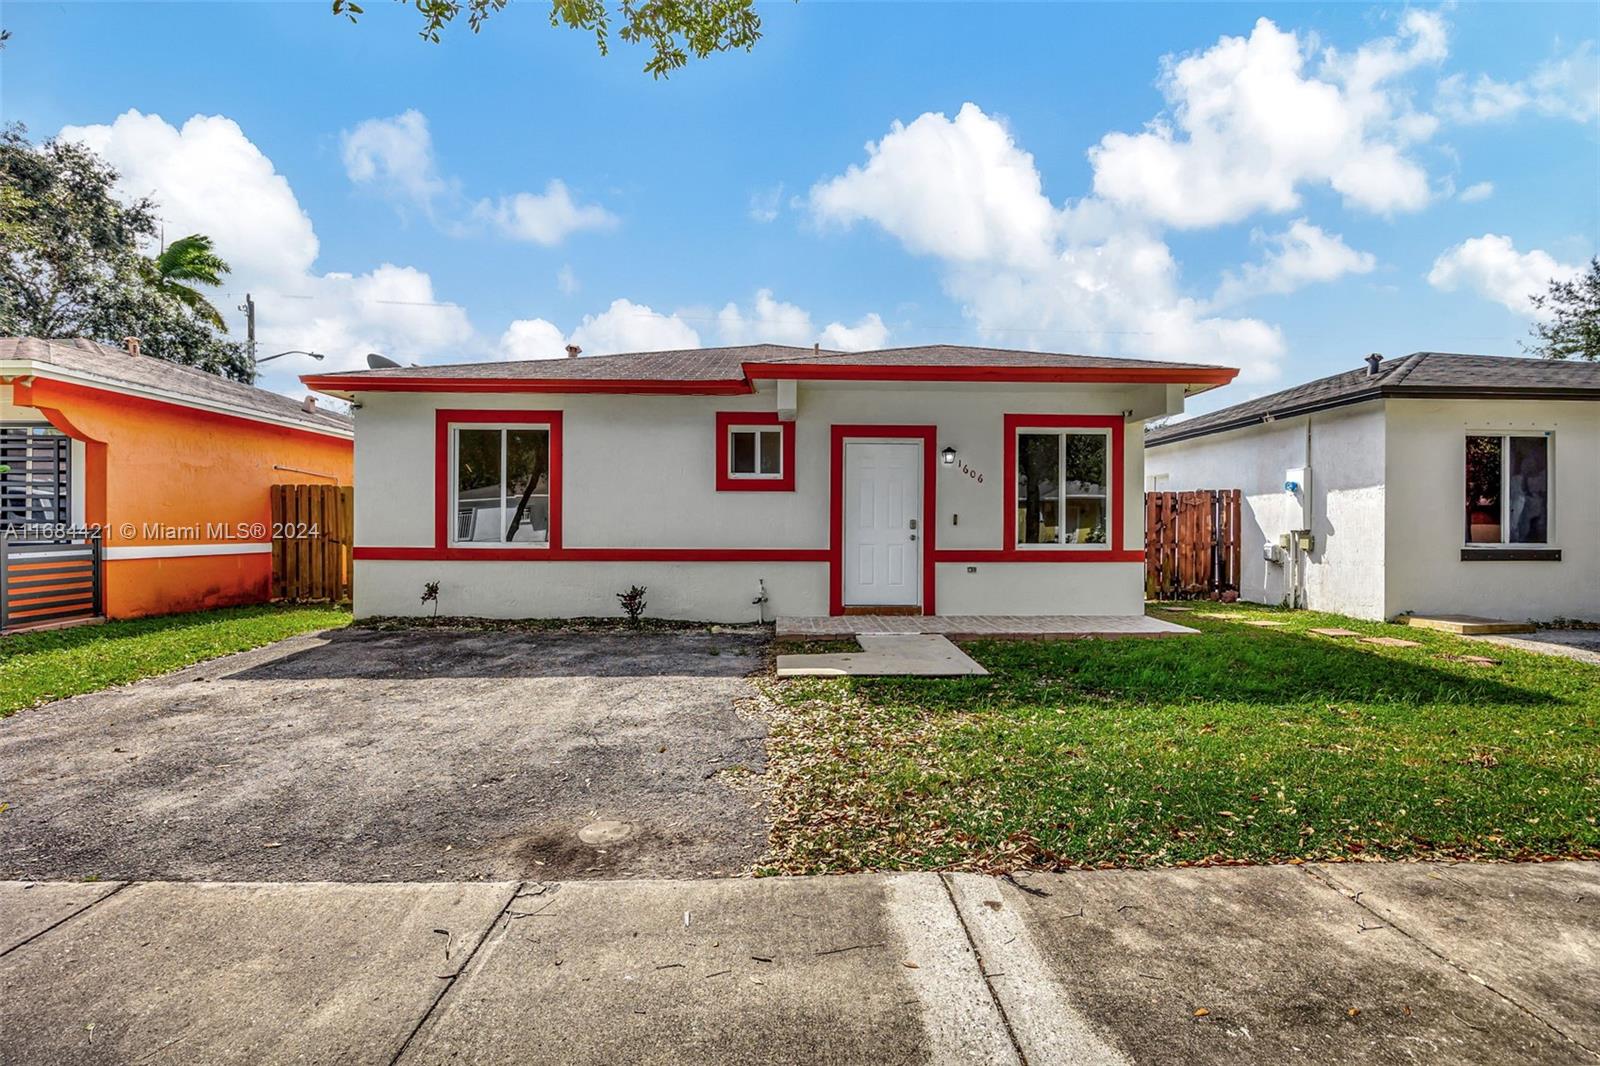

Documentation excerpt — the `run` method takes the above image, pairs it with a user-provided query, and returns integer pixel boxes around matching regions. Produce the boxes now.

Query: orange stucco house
[1,337,353,630]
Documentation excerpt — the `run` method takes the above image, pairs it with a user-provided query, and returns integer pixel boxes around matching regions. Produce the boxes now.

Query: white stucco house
[304,344,1236,622]
[1145,352,1600,622]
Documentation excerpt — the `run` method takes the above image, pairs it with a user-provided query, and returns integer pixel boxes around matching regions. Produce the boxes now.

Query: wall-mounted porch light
[941,446,958,466]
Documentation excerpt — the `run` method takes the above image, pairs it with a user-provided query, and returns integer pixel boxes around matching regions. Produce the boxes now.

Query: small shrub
[420,580,440,617]
[617,584,648,626]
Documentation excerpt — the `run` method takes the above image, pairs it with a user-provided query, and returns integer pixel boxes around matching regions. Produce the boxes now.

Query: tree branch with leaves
[330,0,763,77]
[1524,257,1599,361]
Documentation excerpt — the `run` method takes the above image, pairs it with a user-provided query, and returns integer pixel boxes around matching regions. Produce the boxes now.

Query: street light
[255,349,326,365]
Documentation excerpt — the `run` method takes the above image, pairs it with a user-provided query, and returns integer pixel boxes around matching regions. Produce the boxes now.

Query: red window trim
[715,412,796,492]
[1003,414,1125,554]
[435,409,564,551]
[829,424,938,616]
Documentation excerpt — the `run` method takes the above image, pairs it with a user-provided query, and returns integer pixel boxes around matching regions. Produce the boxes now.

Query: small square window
[729,427,783,478]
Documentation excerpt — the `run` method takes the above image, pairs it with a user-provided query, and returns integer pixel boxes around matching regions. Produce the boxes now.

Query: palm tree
[145,234,231,329]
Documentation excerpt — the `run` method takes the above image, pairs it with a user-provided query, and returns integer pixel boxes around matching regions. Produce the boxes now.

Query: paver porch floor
[774,613,1196,641]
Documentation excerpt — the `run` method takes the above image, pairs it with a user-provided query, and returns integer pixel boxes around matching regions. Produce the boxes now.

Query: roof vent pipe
[1365,352,1382,377]
[124,336,141,357]
[565,344,582,359]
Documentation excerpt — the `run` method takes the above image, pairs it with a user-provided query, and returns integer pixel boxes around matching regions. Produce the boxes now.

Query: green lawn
[0,604,350,717]
[759,604,1600,874]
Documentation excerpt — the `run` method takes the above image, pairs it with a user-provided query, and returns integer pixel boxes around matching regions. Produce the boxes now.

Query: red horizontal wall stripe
[354,546,831,563]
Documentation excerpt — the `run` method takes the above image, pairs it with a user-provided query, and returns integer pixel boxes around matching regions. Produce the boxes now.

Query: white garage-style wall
[1144,402,1387,618]
[1384,398,1600,622]
[351,379,1171,621]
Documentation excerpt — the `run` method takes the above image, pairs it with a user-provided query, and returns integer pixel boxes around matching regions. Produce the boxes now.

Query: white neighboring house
[1144,352,1600,622]
[303,344,1236,622]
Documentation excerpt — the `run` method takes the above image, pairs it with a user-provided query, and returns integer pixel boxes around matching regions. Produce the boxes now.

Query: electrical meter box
[1284,466,1311,531]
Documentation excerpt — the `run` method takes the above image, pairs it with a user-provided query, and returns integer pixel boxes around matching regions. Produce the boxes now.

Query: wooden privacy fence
[271,484,353,603]
[1145,489,1242,601]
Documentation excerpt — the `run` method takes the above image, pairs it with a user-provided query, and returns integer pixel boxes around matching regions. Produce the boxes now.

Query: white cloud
[1438,41,1599,124]
[749,183,784,223]
[717,289,817,346]
[58,110,475,396]
[1458,180,1495,203]
[714,289,892,350]
[809,103,1285,382]
[821,313,890,352]
[474,180,618,246]
[339,110,616,246]
[556,265,579,295]
[340,110,450,211]
[568,298,701,356]
[61,111,318,286]
[1088,13,1444,228]
[811,103,1059,268]
[1427,234,1581,316]
[1213,220,1376,305]
[498,318,568,361]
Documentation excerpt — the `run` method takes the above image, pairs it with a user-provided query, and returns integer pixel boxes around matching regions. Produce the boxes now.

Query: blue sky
[3,1,1596,404]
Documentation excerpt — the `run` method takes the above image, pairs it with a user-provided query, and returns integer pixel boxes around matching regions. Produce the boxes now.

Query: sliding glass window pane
[1507,436,1548,544]
[731,431,756,474]
[1060,498,1107,544]
[758,430,781,475]
[1017,433,1061,544]
[456,429,502,543]
[504,429,549,543]
[1061,433,1106,496]
[1465,435,1501,544]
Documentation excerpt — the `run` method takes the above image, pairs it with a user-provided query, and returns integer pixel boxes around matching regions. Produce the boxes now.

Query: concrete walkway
[2,862,1596,1065]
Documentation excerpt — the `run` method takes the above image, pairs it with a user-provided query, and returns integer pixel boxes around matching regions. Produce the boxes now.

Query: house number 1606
[957,462,984,483]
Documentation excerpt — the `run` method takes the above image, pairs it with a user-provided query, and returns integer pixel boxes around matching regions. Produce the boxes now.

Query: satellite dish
[366,352,402,369]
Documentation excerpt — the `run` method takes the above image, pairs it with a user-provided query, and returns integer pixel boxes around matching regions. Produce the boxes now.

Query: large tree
[331,0,763,77]
[1525,257,1600,361]
[0,124,253,382]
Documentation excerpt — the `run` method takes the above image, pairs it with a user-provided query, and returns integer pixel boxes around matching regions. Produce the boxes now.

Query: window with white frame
[727,425,783,479]
[1465,433,1550,545]
[452,425,550,545]
[1016,429,1109,546]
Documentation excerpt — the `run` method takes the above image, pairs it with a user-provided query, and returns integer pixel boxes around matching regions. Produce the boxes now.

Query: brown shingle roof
[304,342,1232,389]
[0,337,353,435]
[1147,352,1600,447]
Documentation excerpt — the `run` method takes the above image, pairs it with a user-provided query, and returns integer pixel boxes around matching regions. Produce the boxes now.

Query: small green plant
[420,580,440,617]
[616,584,648,626]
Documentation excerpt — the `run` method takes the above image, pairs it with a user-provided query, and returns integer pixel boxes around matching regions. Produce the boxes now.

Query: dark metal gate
[1,425,103,633]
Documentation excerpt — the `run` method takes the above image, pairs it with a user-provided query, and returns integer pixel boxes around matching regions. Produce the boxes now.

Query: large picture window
[1015,429,1109,546]
[1466,433,1549,546]
[452,425,551,545]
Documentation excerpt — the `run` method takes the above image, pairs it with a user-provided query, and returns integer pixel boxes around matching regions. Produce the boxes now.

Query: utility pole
[238,293,256,361]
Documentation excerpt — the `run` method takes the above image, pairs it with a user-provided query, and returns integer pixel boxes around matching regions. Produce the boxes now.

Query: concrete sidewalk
[2,862,1595,1065]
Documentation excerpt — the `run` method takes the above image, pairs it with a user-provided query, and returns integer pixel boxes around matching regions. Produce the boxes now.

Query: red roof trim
[744,362,1239,385]
[303,375,753,395]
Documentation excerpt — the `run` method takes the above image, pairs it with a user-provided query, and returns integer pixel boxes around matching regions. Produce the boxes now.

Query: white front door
[843,441,921,607]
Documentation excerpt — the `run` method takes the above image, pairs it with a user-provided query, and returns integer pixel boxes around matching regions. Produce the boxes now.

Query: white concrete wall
[1144,402,1387,618]
[352,380,1163,621]
[1384,398,1600,622]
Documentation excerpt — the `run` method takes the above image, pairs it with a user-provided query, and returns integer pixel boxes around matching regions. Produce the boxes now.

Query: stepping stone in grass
[1361,636,1423,648]
[1309,627,1362,637]
[1241,620,1287,627]
[1157,605,1194,612]
[1196,613,1236,620]
[1442,654,1501,666]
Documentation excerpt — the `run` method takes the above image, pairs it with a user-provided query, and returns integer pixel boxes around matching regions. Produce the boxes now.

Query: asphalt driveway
[0,627,770,882]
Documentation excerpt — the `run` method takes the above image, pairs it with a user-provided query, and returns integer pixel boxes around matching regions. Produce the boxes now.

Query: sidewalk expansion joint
[0,880,131,960]
[387,879,526,1066]
[1301,864,1600,1062]
[938,872,1030,1066]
